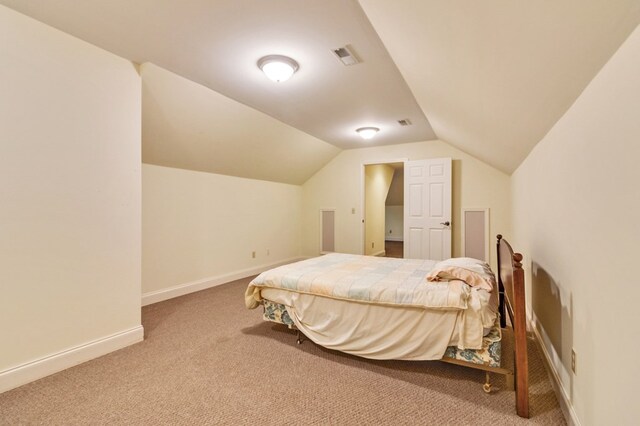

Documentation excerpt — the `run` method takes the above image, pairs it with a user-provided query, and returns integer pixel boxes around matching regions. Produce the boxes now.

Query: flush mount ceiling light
[356,127,380,140]
[257,55,299,82]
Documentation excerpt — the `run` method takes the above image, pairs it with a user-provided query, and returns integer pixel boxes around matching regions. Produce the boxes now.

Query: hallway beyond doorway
[384,240,403,258]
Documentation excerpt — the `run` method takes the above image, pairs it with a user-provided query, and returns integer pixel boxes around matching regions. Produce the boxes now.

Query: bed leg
[483,372,492,393]
[505,372,515,391]
[296,330,304,345]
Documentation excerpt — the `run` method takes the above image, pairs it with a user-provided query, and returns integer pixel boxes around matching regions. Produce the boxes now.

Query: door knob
[440,221,450,226]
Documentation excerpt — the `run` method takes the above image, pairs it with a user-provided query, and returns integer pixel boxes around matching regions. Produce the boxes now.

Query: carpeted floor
[0,277,566,425]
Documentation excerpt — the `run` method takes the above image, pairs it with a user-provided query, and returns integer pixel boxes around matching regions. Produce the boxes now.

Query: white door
[404,158,452,260]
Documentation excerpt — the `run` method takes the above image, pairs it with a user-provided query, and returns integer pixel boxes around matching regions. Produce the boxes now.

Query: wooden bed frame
[497,234,529,418]
[424,235,529,417]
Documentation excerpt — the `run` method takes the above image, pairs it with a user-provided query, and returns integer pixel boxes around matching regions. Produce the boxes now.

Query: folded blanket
[245,253,472,311]
[426,257,496,292]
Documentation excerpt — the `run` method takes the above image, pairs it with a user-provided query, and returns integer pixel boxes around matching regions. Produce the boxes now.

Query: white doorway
[363,163,395,256]
[404,158,452,260]
[384,166,404,258]
[362,161,405,257]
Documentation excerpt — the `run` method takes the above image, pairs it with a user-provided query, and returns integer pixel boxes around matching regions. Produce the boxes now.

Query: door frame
[360,158,408,255]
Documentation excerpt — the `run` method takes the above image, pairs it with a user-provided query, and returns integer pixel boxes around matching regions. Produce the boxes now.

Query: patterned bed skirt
[262,299,501,367]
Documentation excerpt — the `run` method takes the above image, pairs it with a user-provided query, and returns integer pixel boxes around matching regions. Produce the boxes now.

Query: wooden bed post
[496,234,529,418]
[512,252,529,418]
[496,234,506,328]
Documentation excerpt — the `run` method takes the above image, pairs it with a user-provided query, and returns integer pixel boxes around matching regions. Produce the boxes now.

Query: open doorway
[363,162,404,257]
[384,165,404,258]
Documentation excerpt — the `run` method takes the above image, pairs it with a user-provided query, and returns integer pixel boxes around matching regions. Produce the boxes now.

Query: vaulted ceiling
[359,0,640,173]
[3,0,640,181]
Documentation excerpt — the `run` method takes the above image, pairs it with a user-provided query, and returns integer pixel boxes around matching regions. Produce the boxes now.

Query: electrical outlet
[371,242,374,248]
[571,349,576,374]
[252,251,256,259]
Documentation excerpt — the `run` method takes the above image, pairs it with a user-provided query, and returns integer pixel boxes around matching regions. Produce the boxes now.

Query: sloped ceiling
[385,167,404,206]
[2,1,640,178]
[0,0,436,183]
[142,63,339,184]
[359,0,640,173]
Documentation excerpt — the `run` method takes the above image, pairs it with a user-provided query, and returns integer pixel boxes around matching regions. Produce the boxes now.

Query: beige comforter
[246,253,471,311]
[246,254,498,359]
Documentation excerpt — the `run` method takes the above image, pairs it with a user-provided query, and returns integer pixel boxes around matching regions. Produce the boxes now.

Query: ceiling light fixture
[258,55,299,82]
[356,127,380,140]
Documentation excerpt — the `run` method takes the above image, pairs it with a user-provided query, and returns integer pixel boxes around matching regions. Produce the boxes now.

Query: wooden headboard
[496,234,529,418]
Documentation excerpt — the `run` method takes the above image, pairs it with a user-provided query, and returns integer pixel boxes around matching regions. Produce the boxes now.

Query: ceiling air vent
[398,119,412,126]
[332,45,360,66]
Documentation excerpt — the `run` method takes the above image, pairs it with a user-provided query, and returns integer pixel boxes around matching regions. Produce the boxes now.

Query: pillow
[426,257,495,292]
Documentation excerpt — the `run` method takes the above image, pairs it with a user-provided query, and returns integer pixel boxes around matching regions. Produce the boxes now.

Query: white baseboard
[0,325,143,394]
[385,237,404,242]
[529,319,581,426]
[141,257,306,306]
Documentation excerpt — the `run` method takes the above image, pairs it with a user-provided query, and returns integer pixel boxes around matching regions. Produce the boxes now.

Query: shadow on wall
[531,261,574,380]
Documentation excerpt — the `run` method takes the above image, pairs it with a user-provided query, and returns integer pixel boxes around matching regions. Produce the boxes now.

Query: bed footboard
[497,234,529,418]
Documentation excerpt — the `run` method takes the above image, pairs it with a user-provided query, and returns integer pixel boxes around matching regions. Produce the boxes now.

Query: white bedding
[247,253,473,310]
[248,254,498,360]
[262,286,497,360]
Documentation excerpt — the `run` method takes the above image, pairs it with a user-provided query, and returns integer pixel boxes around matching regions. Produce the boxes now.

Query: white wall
[364,164,394,255]
[385,206,403,241]
[511,23,640,426]
[302,140,511,268]
[142,164,302,302]
[0,5,142,386]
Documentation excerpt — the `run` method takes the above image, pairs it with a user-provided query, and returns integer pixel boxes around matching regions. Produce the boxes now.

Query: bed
[245,235,529,418]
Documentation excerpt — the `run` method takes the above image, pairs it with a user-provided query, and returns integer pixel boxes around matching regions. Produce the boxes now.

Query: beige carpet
[0,277,566,425]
